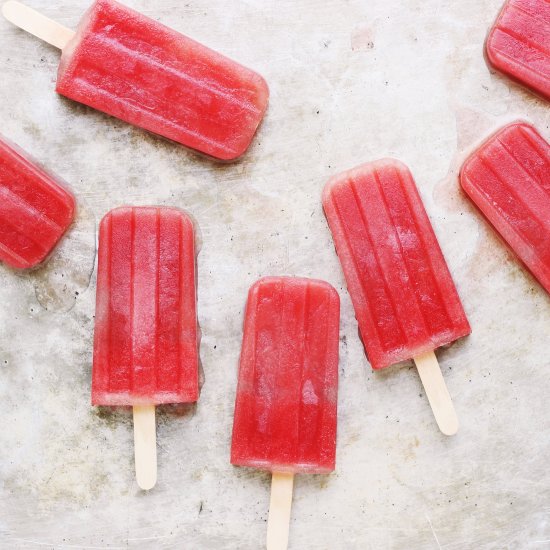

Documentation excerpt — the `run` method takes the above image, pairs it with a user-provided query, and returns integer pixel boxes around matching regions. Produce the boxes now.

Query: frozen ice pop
[460,121,550,293]
[231,276,339,473]
[3,0,269,160]
[0,137,75,269]
[323,159,470,434]
[231,277,339,549]
[93,206,199,489]
[486,0,550,101]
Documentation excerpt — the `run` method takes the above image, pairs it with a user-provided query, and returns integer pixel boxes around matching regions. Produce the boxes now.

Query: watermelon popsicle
[231,277,339,550]
[0,137,75,269]
[460,121,550,292]
[93,206,199,490]
[323,159,470,435]
[485,0,550,101]
[2,0,269,160]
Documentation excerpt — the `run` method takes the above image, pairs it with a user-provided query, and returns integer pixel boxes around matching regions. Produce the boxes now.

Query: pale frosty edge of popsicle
[56,0,269,160]
[322,158,471,371]
[485,0,550,101]
[92,206,199,406]
[231,276,340,474]
[0,135,75,269]
[460,120,550,293]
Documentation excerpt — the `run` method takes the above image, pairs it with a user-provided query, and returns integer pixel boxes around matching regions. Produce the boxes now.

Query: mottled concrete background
[0,0,549,548]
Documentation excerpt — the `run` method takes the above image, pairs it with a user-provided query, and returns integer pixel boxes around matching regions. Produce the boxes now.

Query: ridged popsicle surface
[57,0,269,160]
[231,277,339,474]
[92,206,198,406]
[323,159,470,370]
[0,138,75,269]
[460,121,550,293]
[486,0,550,100]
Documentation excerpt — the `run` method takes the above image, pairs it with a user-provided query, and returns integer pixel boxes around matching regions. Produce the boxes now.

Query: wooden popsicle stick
[266,472,294,550]
[414,351,459,436]
[2,0,75,49]
[133,404,157,490]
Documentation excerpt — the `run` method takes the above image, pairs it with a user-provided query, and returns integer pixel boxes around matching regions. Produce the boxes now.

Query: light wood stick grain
[2,1,74,49]
[266,471,294,550]
[414,351,459,436]
[133,405,157,490]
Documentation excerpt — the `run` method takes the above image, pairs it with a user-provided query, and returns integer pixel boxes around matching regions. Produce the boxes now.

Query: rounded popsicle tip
[484,24,500,69]
[2,1,19,21]
[459,120,536,194]
[322,158,411,198]
[322,158,414,235]
[210,74,269,162]
[248,276,339,307]
[2,1,29,31]
[439,417,459,437]
[484,0,516,74]
[133,405,157,491]
[136,470,157,491]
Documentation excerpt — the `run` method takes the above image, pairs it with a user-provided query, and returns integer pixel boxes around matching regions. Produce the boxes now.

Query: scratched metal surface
[0,0,549,548]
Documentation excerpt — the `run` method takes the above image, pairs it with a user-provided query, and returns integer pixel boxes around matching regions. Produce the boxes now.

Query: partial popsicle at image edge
[0,136,75,269]
[92,206,199,490]
[2,0,269,160]
[485,0,550,101]
[231,277,340,550]
[323,159,470,435]
[460,121,550,294]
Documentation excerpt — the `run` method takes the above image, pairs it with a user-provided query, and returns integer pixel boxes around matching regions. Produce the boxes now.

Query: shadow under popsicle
[1,159,97,312]
[26,200,96,312]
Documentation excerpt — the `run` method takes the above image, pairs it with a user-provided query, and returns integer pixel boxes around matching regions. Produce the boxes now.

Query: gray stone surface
[0,0,549,548]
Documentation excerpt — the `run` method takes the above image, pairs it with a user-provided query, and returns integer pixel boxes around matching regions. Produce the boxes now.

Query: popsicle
[2,0,269,160]
[460,121,550,292]
[485,0,550,101]
[323,159,470,435]
[0,136,75,269]
[93,206,199,489]
[231,277,339,550]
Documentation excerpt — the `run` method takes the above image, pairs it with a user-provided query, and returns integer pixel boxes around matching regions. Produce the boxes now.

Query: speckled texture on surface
[0,1,549,549]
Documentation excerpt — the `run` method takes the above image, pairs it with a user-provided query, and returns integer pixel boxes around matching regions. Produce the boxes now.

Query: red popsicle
[460,121,550,292]
[231,276,339,549]
[0,137,75,269]
[3,0,269,160]
[323,159,470,434]
[93,206,199,489]
[486,0,550,101]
